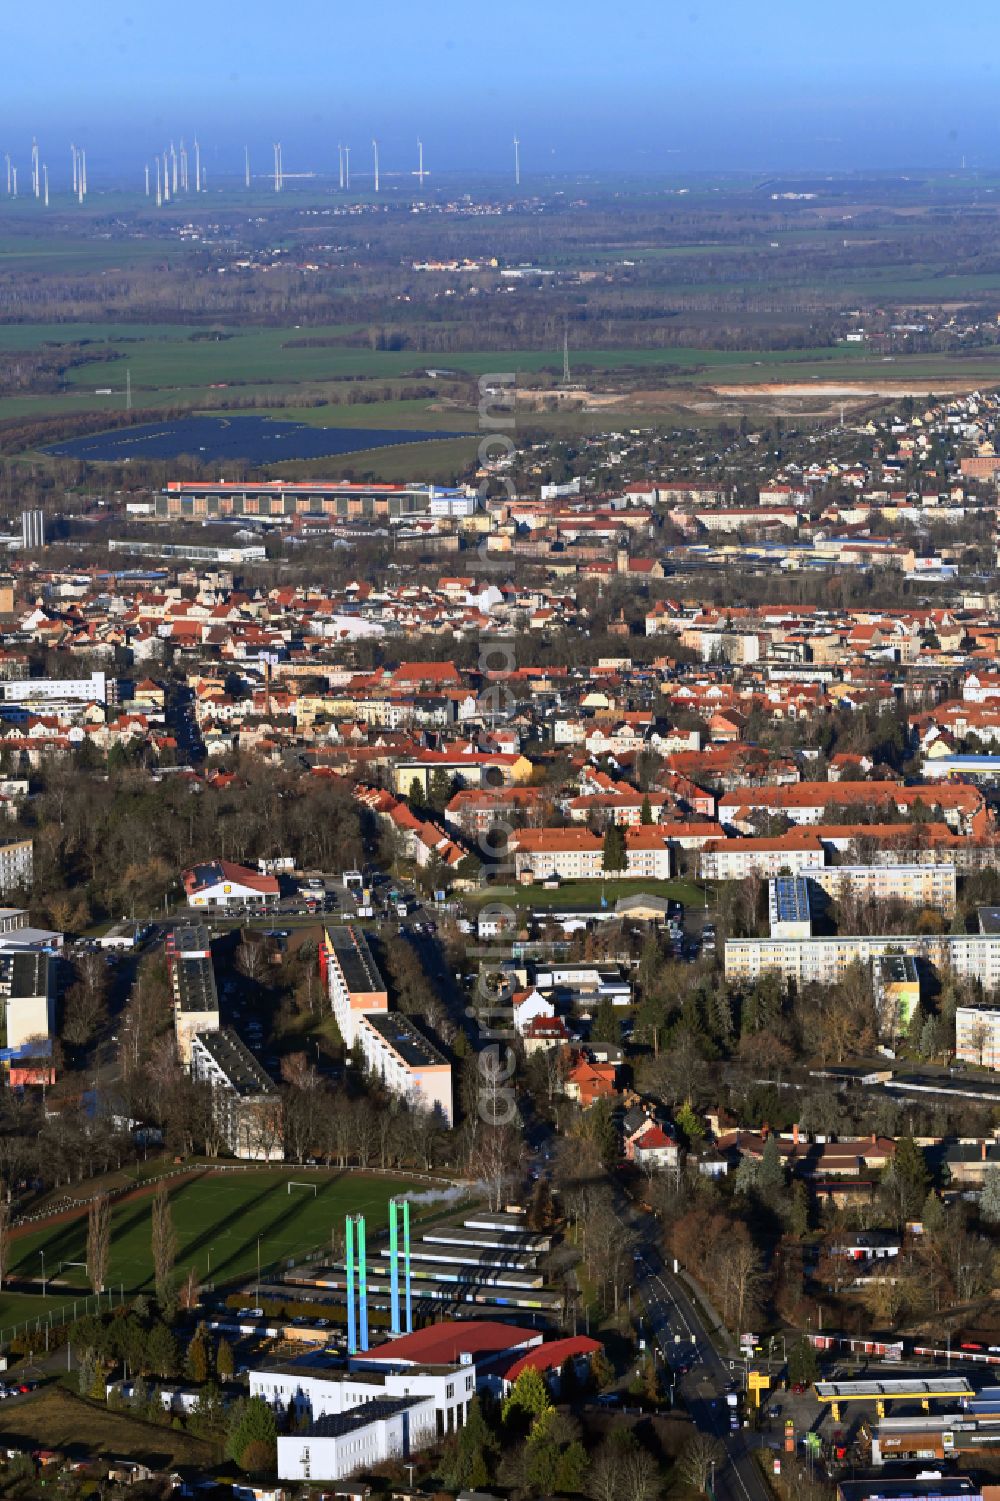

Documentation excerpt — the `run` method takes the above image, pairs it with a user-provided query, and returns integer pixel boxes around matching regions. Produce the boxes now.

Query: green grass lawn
[1,1168,411,1338]
[466,878,705,910]
[274,397,476,430]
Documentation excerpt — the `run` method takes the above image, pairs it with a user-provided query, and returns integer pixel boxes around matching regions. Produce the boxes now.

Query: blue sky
[7,0,1000,179]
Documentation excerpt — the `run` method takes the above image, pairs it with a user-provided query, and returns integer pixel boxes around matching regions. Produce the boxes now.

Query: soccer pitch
[3,1170,413,1328]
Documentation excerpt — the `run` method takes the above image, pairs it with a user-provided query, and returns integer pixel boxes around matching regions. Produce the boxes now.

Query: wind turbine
[244,145,251,188]
[78,149,86,202]
[179,140,188,192]
[42,164,48,206]
[170,140,178,194]
[155,156,162,207]
[70,143,77,196]
[414,138,427,189]
[338,143,344,190]
[344,145,350,190]
[513,135,520,187]
[162,149,170,202]
[31,138,39,198]
[144,163,149,197]
[194,138,201,193]
[372,138,380,193]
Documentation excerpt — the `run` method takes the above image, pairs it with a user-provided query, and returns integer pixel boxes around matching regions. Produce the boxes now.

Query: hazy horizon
[4,0,1000,185]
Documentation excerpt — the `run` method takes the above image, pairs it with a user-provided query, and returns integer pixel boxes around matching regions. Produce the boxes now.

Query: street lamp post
[39,1250,46,1299]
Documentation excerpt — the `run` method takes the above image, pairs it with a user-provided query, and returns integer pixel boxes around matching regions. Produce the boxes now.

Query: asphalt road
[625,1213,773,1501]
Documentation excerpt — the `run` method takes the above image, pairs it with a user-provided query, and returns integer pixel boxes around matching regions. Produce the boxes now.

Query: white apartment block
[956,1005,1000,1069]
[0,840,32,892]
[355,1012,453,1126]
[699,839,825,881]
[512,830,671,883]
[810,863,957,917]
[321,926,388,1048]
[0,672,105,706]
[726,933,1000,990]
[189,1028,283,1161]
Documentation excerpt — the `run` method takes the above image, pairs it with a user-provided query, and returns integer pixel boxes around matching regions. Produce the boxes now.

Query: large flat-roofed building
[167,925,220,1065]
[769,876,812,939]
[699,836,826,881]
[109,539,266,566]
[811,862,957,917]
[356,1012,453,1126]
[155,480,464,523]
[189,1028,283,1161]
[320,926,388,1048]
[277,1396,437,1484]
[0,672,105,706]
[0,951,55,1052]
[726,933,1000,990]
[252,1355,475,1439]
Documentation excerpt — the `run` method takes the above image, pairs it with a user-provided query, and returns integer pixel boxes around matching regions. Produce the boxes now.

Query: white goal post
[287,1181,318,1196]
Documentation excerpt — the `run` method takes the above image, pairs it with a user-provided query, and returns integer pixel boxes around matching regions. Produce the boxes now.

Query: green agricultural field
[276,397,476,431]
[1,1168,413,1338]
[275,434,481,485]
[0,321,205,351]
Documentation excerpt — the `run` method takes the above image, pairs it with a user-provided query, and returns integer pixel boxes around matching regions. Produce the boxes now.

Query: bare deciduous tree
[676,1433,724,1495]
[0,1200,9,1291]
[151,1182,177,1307]
[87,1194,111,1295]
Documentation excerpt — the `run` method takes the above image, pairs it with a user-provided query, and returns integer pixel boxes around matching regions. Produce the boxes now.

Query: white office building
[277,1396,437,1483]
